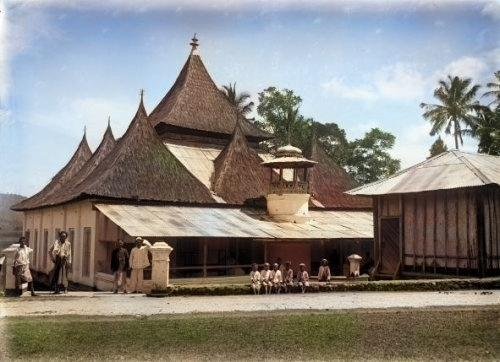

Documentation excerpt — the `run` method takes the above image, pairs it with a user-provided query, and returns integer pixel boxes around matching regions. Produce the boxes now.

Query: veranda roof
[347,150,500,196]
[94,204,373,239]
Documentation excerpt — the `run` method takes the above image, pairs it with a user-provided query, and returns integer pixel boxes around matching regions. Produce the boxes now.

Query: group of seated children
[249,258,332,294]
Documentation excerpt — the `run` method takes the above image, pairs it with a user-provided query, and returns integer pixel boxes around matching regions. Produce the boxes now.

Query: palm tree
[221,82,254,117]
[483,71,500,106]
[464,105,500,155]
[420,75,480,149]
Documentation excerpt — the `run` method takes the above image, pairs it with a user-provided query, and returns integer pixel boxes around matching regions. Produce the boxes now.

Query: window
[82,227,91,277]
[43,229,49,270]
[33,229,38,266]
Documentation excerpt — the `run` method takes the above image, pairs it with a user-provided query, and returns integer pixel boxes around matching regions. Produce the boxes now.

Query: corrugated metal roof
[347,150,500,196]
[95,204,373,239]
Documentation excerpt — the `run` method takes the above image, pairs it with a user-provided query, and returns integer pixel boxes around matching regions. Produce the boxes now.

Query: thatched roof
[309,142,372,209]
[348,150,500,196]
[12,132,92,211]
[212,119,269,204]
[65,96,214,205]
[149,44,271,142]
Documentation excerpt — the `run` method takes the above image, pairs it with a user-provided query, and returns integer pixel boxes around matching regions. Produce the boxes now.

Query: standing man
[49,230,72,294]
[14,236,36,296]
[128,237,151,293]
[318,259,331,282]
[111,239,129,294]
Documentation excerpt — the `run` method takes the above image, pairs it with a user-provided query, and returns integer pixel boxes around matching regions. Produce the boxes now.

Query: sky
[0,0,499,196]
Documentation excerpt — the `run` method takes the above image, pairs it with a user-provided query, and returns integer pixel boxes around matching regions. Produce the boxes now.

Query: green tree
[420,75,481,150]
[428,136,448,158]
[256,87,304,148]
[346,128,401,185]
[465,105,500,155]
[483,71,500,107]
[256,87,401,184]
[221,82,254,117]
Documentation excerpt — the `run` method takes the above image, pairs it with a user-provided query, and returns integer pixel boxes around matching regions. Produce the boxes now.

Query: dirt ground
[1,289,498,317]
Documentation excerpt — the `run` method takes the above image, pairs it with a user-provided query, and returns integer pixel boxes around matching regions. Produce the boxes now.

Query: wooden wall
[376,186,500,275]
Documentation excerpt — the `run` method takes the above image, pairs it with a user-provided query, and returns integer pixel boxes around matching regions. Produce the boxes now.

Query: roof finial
[139,89,144,102]
[83,125,87,136]
[107,116,111,127]
[190,33,199,52]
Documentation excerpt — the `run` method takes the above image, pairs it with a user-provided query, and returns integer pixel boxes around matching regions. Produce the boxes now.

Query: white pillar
[150,242,173,292]
[348,254,362,277]
[1,244,24,295]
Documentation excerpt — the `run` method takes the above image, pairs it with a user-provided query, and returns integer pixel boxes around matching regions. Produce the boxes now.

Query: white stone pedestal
[348,254,362,277]
[150,242,173,293]
[1,244,25,296]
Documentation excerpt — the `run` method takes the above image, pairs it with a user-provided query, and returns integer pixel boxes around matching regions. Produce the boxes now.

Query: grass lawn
[6,307,499,360]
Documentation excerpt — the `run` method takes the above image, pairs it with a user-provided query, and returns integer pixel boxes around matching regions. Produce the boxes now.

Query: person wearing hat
[49,230,72,294]
[260,262,272,294]
[127,237,151,293]
[249,263,261,295]
[270,262,283,293]
[317,258,331,282]
[297,263,310,293]
[283,261,294,293]
[14,236,36,296]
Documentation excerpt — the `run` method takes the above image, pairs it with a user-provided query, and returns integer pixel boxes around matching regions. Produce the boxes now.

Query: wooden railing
[269,181,309,194]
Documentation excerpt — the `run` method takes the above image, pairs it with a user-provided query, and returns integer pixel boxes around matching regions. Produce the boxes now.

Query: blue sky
[0,0,499,196]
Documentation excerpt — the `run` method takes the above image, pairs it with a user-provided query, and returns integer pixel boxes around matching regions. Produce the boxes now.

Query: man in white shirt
[14,236,36,296]
[128,237,151,293]
[318,258,331,282]
[49,231,72,294]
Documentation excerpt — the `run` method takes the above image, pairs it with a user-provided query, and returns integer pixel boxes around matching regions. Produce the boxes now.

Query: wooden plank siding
[374,187,499,277]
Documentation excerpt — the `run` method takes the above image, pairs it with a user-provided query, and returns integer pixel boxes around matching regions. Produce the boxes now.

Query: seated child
[297,263,310,293]
[249,263,261,295]
[318,258,332,282]
[260,262,272,294]
[283,261,294,293]
[270,263,283,293]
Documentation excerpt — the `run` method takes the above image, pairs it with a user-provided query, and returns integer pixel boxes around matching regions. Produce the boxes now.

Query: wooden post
[203,239,207,278]
[413,196,417,272]
[422,196,427,274]
[455,191,460,276]
[466,191,471,273]
[444,191,448,273]
[433,192,437,274]
[399,195,404,270]
[264,241,268,262]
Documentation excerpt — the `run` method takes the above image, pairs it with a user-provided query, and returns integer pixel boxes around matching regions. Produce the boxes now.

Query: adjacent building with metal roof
[348,150,500,279]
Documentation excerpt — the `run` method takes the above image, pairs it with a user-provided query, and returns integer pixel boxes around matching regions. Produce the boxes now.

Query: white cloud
[0,1,9,117]
[482,1,500,21]
[374,63,426,101]
[322,63,426,102]
[4,0,494,13]
[321,78,378,101]
[437,56,488,80]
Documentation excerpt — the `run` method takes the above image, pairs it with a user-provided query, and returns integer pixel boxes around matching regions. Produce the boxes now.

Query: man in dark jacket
[111,239,129,294]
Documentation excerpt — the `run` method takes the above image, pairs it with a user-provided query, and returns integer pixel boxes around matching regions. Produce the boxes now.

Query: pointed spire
[107,116,111,128]
[136,89,147,118]
[190,33,199,53]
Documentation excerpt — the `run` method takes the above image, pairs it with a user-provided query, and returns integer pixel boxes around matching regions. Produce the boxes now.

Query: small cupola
[261,144,317,223]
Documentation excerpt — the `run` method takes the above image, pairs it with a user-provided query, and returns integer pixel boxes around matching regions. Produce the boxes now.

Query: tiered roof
[13,132,92,210]
[149,37,271,142]
[212,119,269,204]
[309,142,372,209]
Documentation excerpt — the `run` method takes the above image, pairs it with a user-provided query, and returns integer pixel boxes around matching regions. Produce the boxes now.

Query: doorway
[379,217,400,275]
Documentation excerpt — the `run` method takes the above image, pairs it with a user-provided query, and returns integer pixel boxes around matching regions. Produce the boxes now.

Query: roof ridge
[455,152,492,185]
